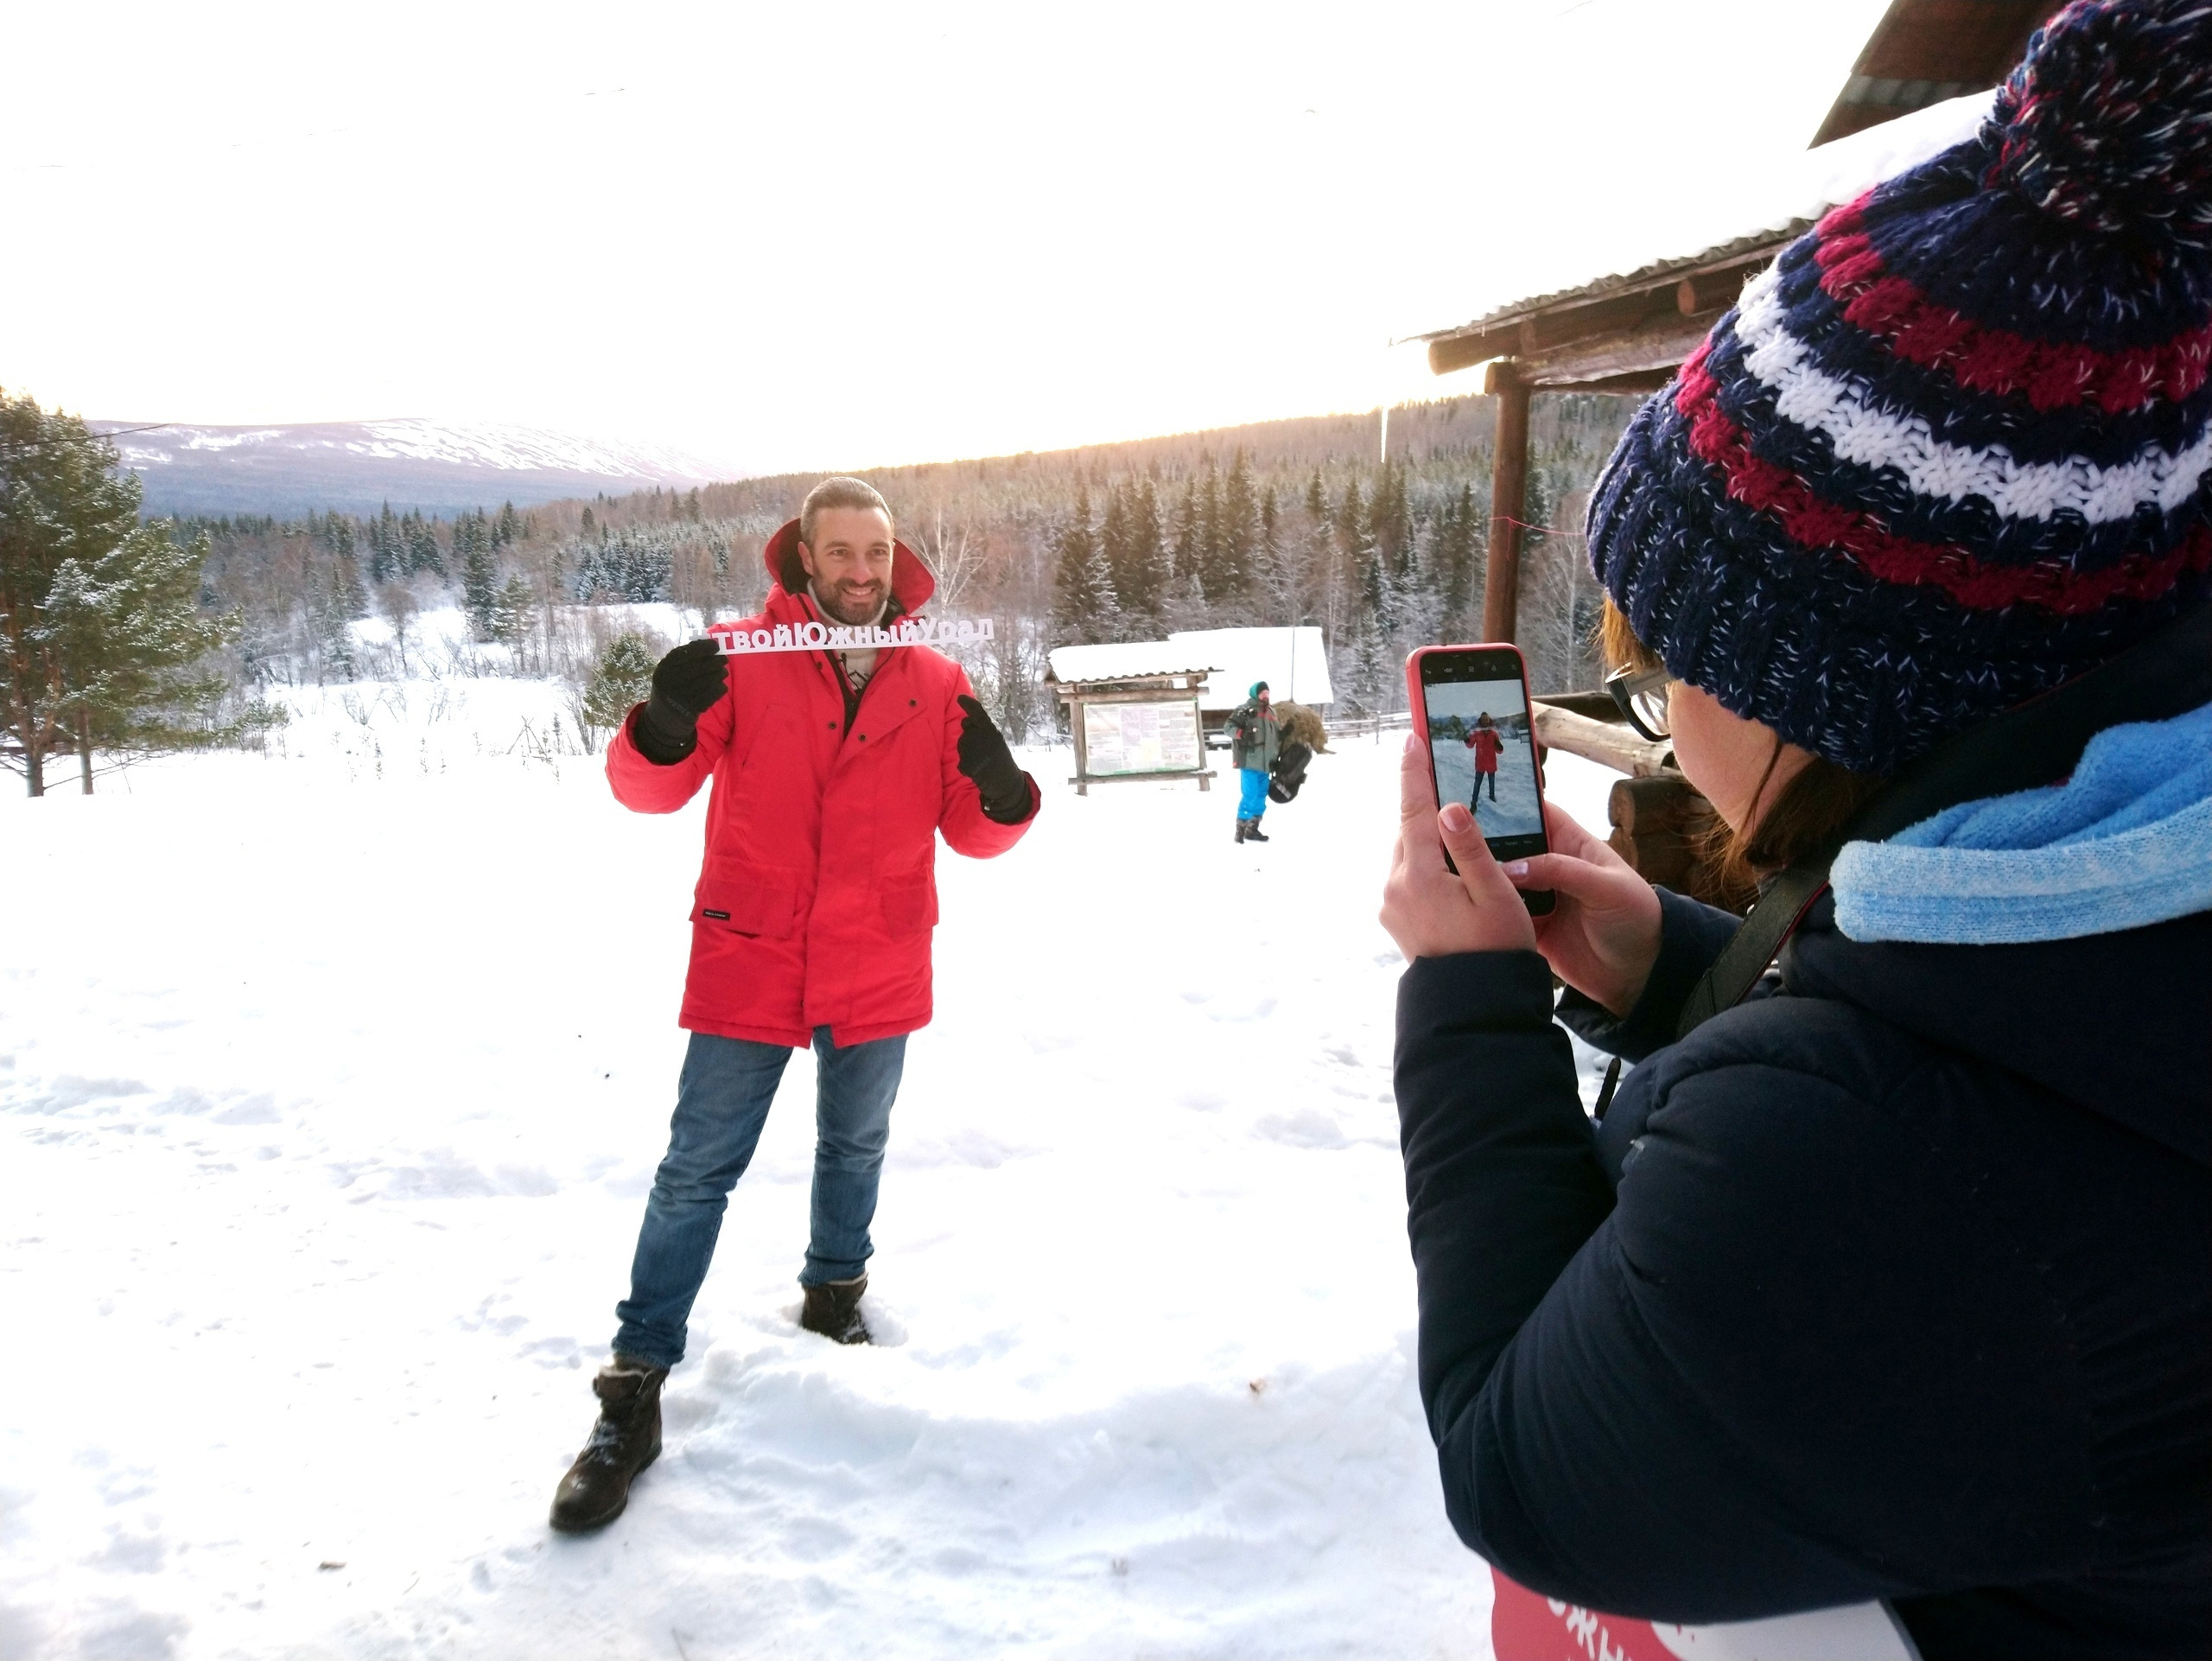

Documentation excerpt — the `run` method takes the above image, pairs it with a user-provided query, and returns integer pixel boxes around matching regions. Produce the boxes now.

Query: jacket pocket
[694,861,803,939]
[876,871,938,935]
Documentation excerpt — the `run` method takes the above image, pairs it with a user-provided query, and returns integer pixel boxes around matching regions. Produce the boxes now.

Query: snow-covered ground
[0,678,1618,1660]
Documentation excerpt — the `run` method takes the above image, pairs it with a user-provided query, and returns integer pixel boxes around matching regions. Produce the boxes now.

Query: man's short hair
[801,477,893,548]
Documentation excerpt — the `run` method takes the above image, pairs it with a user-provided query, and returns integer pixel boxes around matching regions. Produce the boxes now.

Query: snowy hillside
[102,418,725,518]
[0,674,1620,1659]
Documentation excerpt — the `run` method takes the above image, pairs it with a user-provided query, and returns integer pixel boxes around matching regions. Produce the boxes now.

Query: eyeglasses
[1605,664,1674,742]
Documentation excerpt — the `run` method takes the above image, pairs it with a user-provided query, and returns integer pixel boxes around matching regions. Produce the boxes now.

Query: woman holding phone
[1379,6,2212,1654]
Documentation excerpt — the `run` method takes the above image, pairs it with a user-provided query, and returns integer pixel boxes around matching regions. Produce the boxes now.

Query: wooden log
[1618,828,1698,888]
[1430,330,1503,376]
[1608,773,1700,836]
[1520,309,1722,389]
[1603,773,1747,911]
[1484,366,1531,644]
[1530,702,1673,777]
[1675,261,1768,318]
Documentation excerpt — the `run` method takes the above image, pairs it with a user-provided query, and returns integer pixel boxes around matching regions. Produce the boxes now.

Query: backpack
[1268,740,1313,804]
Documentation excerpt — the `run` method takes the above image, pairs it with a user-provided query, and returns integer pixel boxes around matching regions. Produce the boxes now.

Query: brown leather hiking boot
[549,1355,667,1532]
[799,1275,871,1345]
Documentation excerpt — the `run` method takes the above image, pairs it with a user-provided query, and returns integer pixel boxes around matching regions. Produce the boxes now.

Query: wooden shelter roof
[1812,0,2052,146]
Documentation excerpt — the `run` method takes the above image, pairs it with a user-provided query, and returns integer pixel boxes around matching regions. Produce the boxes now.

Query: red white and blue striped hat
[1586,0,2212,775]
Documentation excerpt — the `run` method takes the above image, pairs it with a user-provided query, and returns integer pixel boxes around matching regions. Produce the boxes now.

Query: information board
[1082,698,1204,775]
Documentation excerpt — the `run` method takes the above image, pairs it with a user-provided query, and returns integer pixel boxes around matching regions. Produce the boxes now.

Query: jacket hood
[1796,697,2212,1166]
[762,519,935,616]
[1832,700,2212,946]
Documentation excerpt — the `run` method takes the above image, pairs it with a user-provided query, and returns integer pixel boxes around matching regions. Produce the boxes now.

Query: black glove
[632,638,729,764]
[956,695,1032,823]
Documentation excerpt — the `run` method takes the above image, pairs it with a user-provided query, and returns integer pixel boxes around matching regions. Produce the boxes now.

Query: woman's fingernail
[1439,803,1472,832]
[1503,860,1529,878]
[1404,733,1421,755]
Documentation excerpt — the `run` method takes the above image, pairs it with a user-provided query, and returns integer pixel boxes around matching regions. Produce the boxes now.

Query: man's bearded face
[799,507,896,626]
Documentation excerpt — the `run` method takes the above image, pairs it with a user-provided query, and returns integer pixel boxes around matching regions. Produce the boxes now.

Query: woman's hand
[1510,799,1664,1017]
[1380,734,1541,961]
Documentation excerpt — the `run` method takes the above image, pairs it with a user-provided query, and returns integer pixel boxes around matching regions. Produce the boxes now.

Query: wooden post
[1483,360,1531,644]
[1070,694,1090,796]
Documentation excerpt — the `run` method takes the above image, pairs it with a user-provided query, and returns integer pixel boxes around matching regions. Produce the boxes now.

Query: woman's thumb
[1504,850,1611,900]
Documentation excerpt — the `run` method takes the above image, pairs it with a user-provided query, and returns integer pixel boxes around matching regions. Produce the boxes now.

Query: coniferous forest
[9,390,1642,788]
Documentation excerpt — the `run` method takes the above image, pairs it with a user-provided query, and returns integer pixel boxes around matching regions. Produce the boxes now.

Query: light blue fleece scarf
[1832,699,2212,945]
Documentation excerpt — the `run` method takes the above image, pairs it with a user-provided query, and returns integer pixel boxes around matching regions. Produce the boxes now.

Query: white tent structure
[1166,627,1333,712]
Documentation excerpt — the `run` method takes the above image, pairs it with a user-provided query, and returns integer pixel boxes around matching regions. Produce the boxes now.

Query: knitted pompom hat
[1586,0,2212,776]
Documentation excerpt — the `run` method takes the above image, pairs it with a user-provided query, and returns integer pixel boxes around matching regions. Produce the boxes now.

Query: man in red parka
[550,476,1039,1532]
[1465,711,1501,805]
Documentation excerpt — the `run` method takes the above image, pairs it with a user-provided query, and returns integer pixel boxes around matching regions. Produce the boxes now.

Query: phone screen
[1416,647,1549,866]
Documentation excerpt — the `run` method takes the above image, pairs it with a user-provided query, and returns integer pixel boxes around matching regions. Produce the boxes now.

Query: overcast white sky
[6,0,1888,476]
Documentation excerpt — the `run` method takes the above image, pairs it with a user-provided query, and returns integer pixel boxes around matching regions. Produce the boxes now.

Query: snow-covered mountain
[99,417,727,518]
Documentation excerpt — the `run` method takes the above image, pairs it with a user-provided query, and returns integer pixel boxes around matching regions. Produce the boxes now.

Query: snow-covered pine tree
[334,544,369,620]
[1049,487,1118,645]
[455,511,499,640]
[1171,477,1198,600]
[581,632,658,749]
[308,567,359,684]
[493,574,536,664]
[1195,465,1224,601]
[1217,450,1258,601]
[368,503,401,585]
[0,392,235,794]
[1098,483,1133,625]
[1255,486,1299,626]
[1337,613,1393,720]
[1133,477,1170,624]
[42,525,234,790]
[404,513,445,578]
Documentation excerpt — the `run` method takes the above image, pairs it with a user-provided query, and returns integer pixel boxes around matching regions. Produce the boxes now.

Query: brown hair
[1600,598,1885,891]
[800,476,893,548]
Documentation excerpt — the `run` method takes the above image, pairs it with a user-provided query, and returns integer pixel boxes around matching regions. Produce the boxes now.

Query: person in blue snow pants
[1227,680,1280,844]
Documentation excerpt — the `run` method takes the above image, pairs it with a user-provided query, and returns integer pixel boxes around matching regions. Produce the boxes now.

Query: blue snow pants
[1238,767,1270,822]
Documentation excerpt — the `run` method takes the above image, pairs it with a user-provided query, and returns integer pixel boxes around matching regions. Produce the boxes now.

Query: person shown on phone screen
[547,476,1039,1535]
[1465,711,1501,805]
[1377,11,2212,1651]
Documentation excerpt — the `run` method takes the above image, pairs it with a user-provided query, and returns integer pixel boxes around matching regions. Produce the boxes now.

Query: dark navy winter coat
[1394,888,2212,1659]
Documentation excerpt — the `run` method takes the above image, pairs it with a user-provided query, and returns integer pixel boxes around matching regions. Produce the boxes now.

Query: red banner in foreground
[1490,1569,1918,1661]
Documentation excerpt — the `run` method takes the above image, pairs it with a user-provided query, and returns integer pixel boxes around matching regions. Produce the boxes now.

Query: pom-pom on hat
[1586,0,2212,776]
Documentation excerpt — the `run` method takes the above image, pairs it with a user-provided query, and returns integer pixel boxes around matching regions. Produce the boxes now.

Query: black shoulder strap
[1675,601,2212,1041]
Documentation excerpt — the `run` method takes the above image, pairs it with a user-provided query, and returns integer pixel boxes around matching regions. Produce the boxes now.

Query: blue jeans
[612,1027,907,1368]
[1238,767,1269,821]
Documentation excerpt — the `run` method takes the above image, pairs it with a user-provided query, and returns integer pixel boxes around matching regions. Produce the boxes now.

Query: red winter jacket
[1466,727,1502,772]
[605,520,1039,1047]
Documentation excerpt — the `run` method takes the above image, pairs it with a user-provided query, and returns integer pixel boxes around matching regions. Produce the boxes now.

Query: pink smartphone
[1406,645,1554,914]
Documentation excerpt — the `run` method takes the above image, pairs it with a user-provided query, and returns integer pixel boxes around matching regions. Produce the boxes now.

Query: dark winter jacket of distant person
[1387,5,2212,1657]
[604,521,1039,1046]
[1227,690,1280,773]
